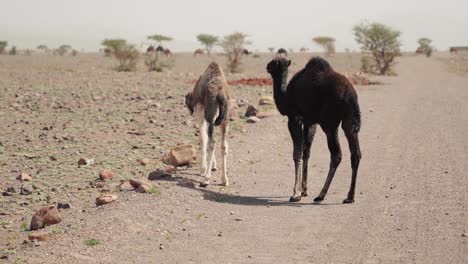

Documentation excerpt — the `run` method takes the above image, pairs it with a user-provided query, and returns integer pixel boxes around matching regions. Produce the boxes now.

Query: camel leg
[196,107,209,183]
[288,117,304,202]
[314,125,342,202]
[220,121,229,186]
[301,123,317,197]
[211,156,218,171]
[201,123,216,187]
[342,122,362,203]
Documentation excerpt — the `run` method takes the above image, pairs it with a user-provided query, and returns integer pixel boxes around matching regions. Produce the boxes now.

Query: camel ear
[287,60,291,66]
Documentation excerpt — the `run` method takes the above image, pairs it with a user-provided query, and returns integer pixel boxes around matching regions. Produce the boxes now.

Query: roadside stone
[20,184,33,195]
[119,180,134,191]
[78,157,94,166]
[129,179,145,189]
[244,104,259,117]
[164,165,177,174]
[246,116,260,123]
[163,144,196,167]
[148,169,172,180]
[178,179,196,188]
[28,231,51,241]
[462,233,468,237]
[95,194,118,206]
[259,96,274,105]
[16,173,32,181]
[30,205,62,230]
[57,202,72,209]
[256,111,275,119]
[99,169,113,181]
[136,184,152,193]
[139,158,150,166]
[235,217,245,221]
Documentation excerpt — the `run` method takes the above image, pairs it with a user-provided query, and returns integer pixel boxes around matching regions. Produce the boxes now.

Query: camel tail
[214,93,228,126]
[349,96,361,133]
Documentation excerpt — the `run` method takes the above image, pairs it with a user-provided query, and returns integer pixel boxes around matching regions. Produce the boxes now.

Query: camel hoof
[313,196,324,203]
[211,167,218,172]
[301,191,308,197]
[343,198,354,204]
[289,196,301,202]
[199,182,209,188]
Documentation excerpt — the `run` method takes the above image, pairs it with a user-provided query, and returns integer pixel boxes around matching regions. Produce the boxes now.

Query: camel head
[266,58,291,93]
[185,92,194,115]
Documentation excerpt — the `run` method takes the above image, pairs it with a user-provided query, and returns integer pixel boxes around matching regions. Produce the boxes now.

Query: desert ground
[0,52,467,263]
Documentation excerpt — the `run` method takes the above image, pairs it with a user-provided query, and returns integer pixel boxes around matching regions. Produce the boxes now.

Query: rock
[244,104,259,117]
[369,108,374,112]
[259,96,274,105]
[246,116,260,123]
[49,156,58,161]
[95,194,118,206]
[136,184,152,193]
[129,179,145,189]
[178,179,196,188]
[20,184,33,195]
[28,231,51,241]
[163,144,196,167]
[148,169,172,181]
[139,158,150,166]
[256,111,275,119]
[78,158,94,166]
[462,233,468,237]
[99,170,113,181]
[2,191,14,197]
[235,217,245,221]
[57,202,72,209]
[164,165,177,174]
[30,205,62,230]
[119,180,135,191]
[17,173,32,181]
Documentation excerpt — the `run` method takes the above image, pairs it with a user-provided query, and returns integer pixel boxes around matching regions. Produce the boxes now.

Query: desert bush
[71,49,78,56]
[353,22,401,75]
[9,46,16,55]
[147,34,173,46]
[196,34,218,55]
[0,41,7,54]
[300,47,309,52]
[56,45,72,56]
[102,39,139,72]
[268,47,275,53]
[313,36,335,56]
[417,38,433,57]
[220,32,251,73]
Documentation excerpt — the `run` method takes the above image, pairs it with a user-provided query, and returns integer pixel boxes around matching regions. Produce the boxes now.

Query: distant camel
[243,49,252,56]
[147,45,155,53]
[266,57,362,203]
[185,62,231,187]
[450,47,458,54]
[415,47,424,55]
[163,48,172,57]
[156,45,165,53]
[194,48,205,56]
[276,48,288,57]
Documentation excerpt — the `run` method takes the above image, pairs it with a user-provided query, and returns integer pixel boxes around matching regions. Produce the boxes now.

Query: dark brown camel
[266,57,362,203]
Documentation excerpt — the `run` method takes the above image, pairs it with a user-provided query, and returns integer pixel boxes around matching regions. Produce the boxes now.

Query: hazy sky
[1,0,467,52]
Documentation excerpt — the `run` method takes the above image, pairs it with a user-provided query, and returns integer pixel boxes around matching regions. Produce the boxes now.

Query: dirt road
[13,55,468,263]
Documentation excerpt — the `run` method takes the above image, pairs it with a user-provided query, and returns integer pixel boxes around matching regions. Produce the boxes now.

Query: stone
[164,144,196,167]
[95,194,117,206]
[136,184,152,193]
[148,169,172,181]
[99,170,113,181]
[178,179,196,188]
[258,96,274,105]
[164,165,177,174]
[78,158,94,166]
[57,202,72,209]
[30,205,62,230]
[246,116,260,123]
[119,181,134,191]
[139,158,150,166]
[20,184,33,195]
[17,173,32,181]
[129,179,145,189]
[256,111,275,119]
[28,231,51,241]
[244,104,259,117]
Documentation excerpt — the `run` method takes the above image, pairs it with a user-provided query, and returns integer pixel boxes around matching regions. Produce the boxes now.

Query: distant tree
[37,44,49,53]
[196,34,218,55]
[268,47,275,53]
[312,36,336,56]
[219,32,251,73]
[102,38,139,71]
[417,37,433,57]
[299,47,309,52]
[353,22,402,75]
[0,41,7,54]
[9,46,17,55]
[56,44,72,56]
[71,49,78,56]
[147,34,173,46]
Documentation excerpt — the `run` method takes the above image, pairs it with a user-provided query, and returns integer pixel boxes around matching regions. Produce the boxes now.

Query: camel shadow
[151,171,343,207]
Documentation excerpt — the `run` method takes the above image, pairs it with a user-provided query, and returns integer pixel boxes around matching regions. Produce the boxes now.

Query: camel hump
[305,57,333,73]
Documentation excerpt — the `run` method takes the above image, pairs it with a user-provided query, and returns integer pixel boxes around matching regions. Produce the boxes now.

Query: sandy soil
[0,52,466,263]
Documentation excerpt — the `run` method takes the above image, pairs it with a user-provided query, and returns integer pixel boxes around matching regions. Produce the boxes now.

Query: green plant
[84,238,101,246]
[51,226,62,234]
[0,41,7,54]
[313,36,335,56]
[417,38,433,57]
[353,22,402,75]
[147,187,161,196]
[220,32,251,73]
[101,38,126,54]
[147,34,173,46]
[102,39,139,72]
[19,222,28,231]
[56,44,72,56]
[196,34,218,55]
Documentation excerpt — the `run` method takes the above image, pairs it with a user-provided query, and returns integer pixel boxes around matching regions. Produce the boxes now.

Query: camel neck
[272,75,288,115]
